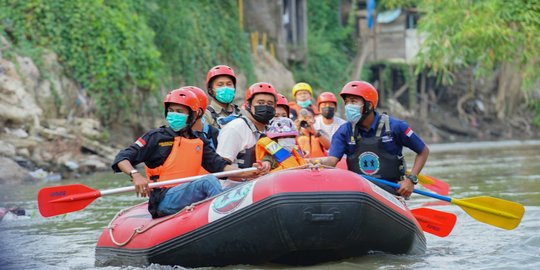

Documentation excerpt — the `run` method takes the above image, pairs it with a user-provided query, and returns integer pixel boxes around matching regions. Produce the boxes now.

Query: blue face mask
[297,99,312,108]
[166,112,188,131]
[215,87,235,104]
[345,104,363,123]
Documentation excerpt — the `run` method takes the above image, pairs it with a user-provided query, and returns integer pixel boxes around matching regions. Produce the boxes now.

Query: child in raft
[256,117,306,172]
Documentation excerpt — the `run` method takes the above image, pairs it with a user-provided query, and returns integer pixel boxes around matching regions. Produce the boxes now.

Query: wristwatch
[129,169,139,178]
[407,174,418,185]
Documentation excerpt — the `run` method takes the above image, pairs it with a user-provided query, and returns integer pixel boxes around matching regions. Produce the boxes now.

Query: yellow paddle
[362,174,525,230]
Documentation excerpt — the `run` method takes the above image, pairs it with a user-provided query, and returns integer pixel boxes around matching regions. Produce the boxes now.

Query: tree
[382,0,540,123]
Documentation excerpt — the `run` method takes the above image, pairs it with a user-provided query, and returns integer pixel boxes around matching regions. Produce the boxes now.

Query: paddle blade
[453,196,525,230]
[407,170,450,196]
[38,184,101,217]
[411,207,456,237]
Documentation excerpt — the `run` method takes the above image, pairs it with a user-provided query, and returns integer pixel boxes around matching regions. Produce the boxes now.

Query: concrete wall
[243,0,307,63]
[357,9,422,63]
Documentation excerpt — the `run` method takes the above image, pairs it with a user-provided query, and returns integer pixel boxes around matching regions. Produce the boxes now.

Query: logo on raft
[211,181,254,214]
[358,151,380,175]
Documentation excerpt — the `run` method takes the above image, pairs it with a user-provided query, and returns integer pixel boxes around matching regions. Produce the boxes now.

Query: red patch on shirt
[405,127,414,137]
[135,138,146,147]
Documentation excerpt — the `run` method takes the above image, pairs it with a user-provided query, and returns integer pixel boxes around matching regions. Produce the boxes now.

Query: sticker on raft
[365,180,406,211]
[208,181,255,223]
[359,151,380,175]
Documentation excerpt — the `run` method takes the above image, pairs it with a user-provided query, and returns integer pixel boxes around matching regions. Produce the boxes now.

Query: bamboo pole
[238,0,244,30]
[262,32,267,52]
[270,43,275,58]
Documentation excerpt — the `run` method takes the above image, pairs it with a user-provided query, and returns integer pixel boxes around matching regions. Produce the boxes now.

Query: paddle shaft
[362,174,522,220]
[50,168,257,204]
[38,168,259,217]
[103,168,257,196]
[362,174,449,200]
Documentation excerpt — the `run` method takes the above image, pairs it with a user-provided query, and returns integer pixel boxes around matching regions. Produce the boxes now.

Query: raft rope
[107,165,331,246]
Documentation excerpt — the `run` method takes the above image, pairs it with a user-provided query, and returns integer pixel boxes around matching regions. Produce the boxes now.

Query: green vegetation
[138,0,254,89]
[0,0,254,123]
[0,0,162,121]
[290,0,357,94]
[380,0,540,123]
[2,0,538,124]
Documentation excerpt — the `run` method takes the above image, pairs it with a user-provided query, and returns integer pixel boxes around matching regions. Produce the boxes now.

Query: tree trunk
[495,63,523,119]
[351,37,371,81]
[420,70,428,119]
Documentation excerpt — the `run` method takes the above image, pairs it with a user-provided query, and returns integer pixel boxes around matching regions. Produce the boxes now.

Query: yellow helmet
[291,82,313,97]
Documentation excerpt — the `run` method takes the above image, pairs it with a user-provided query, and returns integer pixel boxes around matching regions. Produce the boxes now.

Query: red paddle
[405,170,450,196]
[411,207,457,237]
[37,168,257,217]
[416,173,450,196]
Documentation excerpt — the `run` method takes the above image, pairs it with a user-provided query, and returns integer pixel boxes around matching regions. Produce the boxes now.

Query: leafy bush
[0,0,255,123]
[0,0,162,121]
[136,0,255,89]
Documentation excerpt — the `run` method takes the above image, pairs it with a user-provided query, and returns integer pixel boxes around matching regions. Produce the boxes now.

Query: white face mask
[277,137,296,152]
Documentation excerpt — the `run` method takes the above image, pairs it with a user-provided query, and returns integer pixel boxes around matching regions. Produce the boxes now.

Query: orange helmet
[339,81,378,109]
[276,94,290,116]
[317,92,338,108]
[245,82,278,102]
[163,89,200,116]
[181,86,208,111]
[206,65,237,90]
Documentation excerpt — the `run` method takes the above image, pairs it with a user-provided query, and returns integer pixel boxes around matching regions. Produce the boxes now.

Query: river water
[1,140,539,270]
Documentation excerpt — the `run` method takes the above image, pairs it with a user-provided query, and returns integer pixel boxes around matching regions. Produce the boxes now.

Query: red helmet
[244,86,255,103]
[277,94,290,114]
[163,89,200,116]
[206,65,237,90]
[339,81,378,109]
[245,82,278,102]
[181,86,208,111]
[317,92,338,108]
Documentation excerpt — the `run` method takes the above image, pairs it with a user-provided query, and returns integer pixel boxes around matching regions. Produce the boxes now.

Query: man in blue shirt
[322,81,429,197]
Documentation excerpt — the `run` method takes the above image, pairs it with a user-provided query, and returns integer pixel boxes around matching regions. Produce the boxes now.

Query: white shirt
[216,117,260,163]
[313,115,346,139]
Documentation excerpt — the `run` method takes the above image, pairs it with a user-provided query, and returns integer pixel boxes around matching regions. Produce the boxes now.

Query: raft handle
[304,211,341,222]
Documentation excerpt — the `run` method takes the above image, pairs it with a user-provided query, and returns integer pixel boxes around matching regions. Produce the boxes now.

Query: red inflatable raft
[95,168,426,267]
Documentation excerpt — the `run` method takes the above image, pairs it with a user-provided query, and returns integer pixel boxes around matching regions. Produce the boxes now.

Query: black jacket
[111,126,230,173]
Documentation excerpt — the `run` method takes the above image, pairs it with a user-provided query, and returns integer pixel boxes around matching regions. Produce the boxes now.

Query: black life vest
[346,113,405,195]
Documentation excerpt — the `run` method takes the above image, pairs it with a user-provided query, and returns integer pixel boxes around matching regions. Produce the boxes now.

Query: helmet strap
[359,102,374,123]
[195,108,204,119]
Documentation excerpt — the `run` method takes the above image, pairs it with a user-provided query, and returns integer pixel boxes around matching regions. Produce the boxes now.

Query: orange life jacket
[199,167,209,175]
[296,135,327,158]
[145,136,203,188]
[256,137,306,172]
[288,102,319,117]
